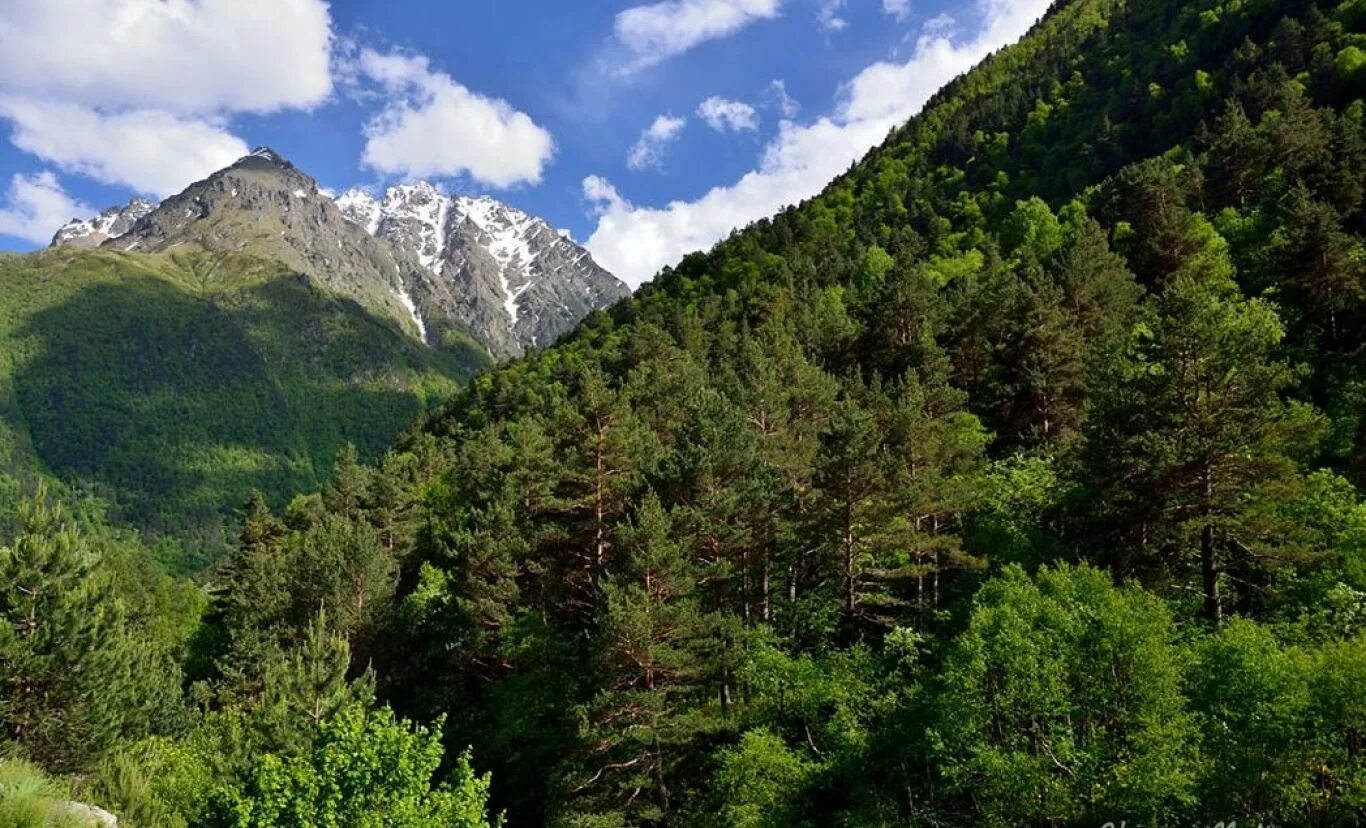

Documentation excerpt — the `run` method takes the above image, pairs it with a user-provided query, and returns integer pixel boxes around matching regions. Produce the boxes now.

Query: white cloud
[0,0,333,115]
[0,171,92,245]
[883,0,911,21]
[923,13,956,36]
[818,0,848,32]
[0,0,334,236]
[357,49,556,188]
[0,99,248,197]
[627,115,688,171]
[584,0,1050,287]
[767,80,801,118]
[584,175,628,216]
[614,0,784,72]
[697,97,759,132]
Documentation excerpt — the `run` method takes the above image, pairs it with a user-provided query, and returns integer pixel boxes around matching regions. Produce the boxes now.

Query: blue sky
[0,0,1051,286]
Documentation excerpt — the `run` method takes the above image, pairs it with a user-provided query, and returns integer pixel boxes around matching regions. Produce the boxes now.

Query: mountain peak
[237,146,291,168]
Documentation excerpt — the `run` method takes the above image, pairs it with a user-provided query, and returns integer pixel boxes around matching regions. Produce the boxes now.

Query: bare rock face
[337,185,629,359]
[51,149,628,361]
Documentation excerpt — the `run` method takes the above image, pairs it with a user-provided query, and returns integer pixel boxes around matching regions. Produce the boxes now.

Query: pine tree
[729,324,838,628]
[810,395,888,636]
[323,443,371,521]
[875,373,989,619]
[212,494,293,701]
[553,363,659,619]
[1270,185,1366,352]
[291,514,396,640]
[0,486,180,770]
[252,612,375,755]
[1086,267,1322,623]
[560,495,711,826]
[1199,99,1269,208]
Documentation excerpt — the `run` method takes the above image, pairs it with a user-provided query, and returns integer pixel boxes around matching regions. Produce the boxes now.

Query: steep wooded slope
[301,0,1361,821]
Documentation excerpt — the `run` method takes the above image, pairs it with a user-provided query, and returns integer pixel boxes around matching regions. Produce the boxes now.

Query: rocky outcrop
[56,801,119,827]
[337,185,629,358]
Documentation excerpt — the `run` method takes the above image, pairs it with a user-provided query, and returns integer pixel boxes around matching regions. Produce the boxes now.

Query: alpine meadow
[1,0,1365,826]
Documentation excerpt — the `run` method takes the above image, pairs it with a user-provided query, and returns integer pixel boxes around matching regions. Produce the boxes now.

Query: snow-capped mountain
[336,184,628,358]
[48,149,627,361]
[51,198,157,248]
[49,147,444,349]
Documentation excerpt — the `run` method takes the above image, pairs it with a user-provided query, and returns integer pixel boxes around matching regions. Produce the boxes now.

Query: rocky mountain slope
[337,184,628,357]
[54,149,628,359]
[54,148,449,350]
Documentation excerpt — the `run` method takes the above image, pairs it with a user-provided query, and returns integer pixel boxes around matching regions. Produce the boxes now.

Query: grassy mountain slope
[0,246,489,560]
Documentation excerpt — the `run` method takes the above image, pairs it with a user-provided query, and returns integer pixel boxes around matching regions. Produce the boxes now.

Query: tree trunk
[1201,520,1221,625]
[1201,468,1221,625]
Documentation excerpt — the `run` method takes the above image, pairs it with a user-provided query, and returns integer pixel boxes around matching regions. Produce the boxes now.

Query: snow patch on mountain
[455,195,543,327]
[51,198,157,248]
[395,286,427,342]
[383,182,449,273]
[330,180,629,357]
[336,189,381,235]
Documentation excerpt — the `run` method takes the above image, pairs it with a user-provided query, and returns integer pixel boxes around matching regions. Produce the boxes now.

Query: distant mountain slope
[337,184,629,358]
[0,245,487,559]
[21,149,630,556]
[60,148,470,354]
[55,150,629,360]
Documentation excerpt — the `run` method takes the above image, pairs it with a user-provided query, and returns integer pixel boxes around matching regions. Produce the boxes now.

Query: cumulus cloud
[584,175,628,216]
[614,0,784,72]
[697,97,759,132]
[357,49,556,188]
[583,0,1051,287]
[0,0,334,235]
[0,100,248,197]
[627,115,688,171]
[883,0,911,21]
[0,0,333,115]
[0,171,93,245]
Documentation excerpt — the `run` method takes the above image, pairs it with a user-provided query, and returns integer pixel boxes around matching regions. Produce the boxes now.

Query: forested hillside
[3,0,1366,825]
[0,247,486,562]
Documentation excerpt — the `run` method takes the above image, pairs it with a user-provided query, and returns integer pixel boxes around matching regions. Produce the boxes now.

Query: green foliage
[934,565,1198,826]
[0,486,184,772]
[710,729,814,828]
[1189,619,1366,823]
[0,249,484,561]
[206,704,496,828]
[9,0,1366,825]
[1086,265,1325,622]
[1000,197,1066,260]
[0,760,85,828]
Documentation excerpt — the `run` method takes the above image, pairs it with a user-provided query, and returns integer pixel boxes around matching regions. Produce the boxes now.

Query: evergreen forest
[3,0,1366,825]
